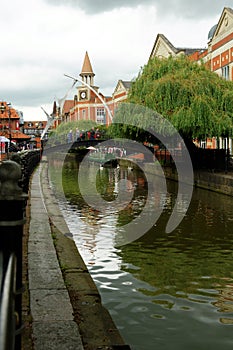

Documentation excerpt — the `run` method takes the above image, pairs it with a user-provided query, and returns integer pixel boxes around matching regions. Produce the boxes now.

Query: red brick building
[0,102,21,136]
[0,102,30,157]
[23,120,47,149]
[149,7,233,153]
[57,8,233,153]
[61,52,131,126]
[189,7,233,81]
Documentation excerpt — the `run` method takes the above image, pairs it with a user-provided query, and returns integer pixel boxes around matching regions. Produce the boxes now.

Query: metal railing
[0,151,41,349]
[0,252,17,350]
[10,149,41,193]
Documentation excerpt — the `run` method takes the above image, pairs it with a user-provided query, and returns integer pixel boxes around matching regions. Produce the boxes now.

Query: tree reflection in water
[49,156,233,349]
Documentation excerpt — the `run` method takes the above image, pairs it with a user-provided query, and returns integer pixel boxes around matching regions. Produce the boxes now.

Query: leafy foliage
[123,55,233,140]
[49,120,107,144]
[52,120,97,135]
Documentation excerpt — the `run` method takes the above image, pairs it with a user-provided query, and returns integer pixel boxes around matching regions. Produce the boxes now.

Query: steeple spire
[80,51,95,86]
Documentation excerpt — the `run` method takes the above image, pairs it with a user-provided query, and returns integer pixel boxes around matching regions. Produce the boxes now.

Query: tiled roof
[0,107,20,119]
[176,47,205,55]
[150,34,205,59]
[81,51,94,74]
[121,81,132,89]
[0,130,30,140]
[63,100,74,114]
[10,131,31,139]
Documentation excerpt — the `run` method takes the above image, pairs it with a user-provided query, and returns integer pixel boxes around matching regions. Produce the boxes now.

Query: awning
[0,136,10,142]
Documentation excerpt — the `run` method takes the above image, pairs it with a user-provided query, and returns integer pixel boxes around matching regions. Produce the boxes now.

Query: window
[222,65,229,80]
[96,108,105,124]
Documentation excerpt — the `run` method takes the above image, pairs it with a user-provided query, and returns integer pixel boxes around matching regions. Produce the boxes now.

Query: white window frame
[96,107,105,124]
[222,65,229,80]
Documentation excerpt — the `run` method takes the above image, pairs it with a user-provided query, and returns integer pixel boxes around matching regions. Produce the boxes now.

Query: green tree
[111,56,233,146]
[48,120,108,145]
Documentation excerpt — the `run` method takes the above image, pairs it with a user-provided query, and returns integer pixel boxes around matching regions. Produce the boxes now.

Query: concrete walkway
[28,160,84,350]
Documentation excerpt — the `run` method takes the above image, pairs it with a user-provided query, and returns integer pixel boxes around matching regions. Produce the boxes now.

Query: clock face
[80,91,87,99]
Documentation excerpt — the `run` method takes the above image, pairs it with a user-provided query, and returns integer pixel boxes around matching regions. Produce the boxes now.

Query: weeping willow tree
[111,55,233,146]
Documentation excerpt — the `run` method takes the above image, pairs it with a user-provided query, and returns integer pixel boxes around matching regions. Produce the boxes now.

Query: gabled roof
[0,102,20,120]
[113,79,132,96]
[150,33,205,59]
[150,34,177,57]
[211,7,233,41]
[80,51,94,75]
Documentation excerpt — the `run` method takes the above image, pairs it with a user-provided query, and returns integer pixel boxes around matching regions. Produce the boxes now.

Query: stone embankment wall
[194,170,233,196]
[144,163,233,197]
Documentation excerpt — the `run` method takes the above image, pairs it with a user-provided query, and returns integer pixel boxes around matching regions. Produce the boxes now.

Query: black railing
[154,147,231,172]
[10,149,41,193]
[43,138,106,155]
[0,253,17,350]
[0,150,41,349]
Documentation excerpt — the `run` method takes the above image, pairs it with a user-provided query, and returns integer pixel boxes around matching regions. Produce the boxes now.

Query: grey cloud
[0,87,55,107]
[44,0,233,19]
[156,0,233,20]
[45,0,144,14]
[0,73,69,108]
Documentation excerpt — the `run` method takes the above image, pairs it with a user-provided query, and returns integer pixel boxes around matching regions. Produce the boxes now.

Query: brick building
[23,120,47,149]
[57,7,233,152]
[150,7,233,152]
[0,102,31,157]
[61,52,131,126]
[150,7,233,77]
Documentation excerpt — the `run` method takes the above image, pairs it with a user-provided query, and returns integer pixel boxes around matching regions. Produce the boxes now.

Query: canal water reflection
[49,157,233,350]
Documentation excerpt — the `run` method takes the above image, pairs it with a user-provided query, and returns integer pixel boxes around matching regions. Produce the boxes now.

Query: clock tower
[78,51,96,101]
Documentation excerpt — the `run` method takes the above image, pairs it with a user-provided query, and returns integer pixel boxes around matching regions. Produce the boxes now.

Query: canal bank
[44,153,233,350]
[23,157,130,350]
[143,162,233,197]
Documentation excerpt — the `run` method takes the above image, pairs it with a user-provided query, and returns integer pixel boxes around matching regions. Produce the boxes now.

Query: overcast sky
[0,0,232,120]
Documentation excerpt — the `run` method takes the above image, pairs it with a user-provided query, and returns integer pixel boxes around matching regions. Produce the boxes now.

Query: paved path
[28,160,84,350]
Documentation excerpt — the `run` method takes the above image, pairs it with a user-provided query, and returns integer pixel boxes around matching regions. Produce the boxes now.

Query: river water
[49,157,233,350]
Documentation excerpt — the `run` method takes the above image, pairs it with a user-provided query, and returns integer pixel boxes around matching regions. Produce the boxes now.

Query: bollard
[0,160,28,350]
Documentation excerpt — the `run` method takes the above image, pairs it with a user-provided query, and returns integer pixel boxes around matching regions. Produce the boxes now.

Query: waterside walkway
[27,159,84,350]
[25,156,129,350]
